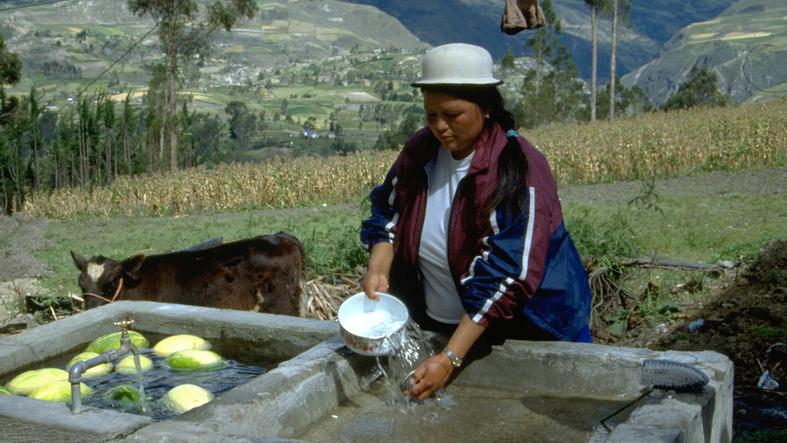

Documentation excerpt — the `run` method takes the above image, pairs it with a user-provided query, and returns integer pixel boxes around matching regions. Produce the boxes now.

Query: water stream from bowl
[375,321,439,408]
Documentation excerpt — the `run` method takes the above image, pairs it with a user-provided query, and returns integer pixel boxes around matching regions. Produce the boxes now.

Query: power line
[0,0,71,13]
[17,0,232,112]
[62,21,160,109]
[55,0,189,111]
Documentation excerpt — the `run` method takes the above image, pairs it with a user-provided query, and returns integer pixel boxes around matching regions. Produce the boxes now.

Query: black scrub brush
[600,359,710,431]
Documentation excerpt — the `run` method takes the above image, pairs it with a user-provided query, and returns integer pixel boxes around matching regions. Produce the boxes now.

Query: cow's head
[70,251,145,309]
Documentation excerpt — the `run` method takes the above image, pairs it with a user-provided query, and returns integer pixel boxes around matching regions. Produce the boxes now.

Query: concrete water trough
[0,301,733,442]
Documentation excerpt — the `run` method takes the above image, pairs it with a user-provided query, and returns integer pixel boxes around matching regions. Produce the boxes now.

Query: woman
[360,43,591,400]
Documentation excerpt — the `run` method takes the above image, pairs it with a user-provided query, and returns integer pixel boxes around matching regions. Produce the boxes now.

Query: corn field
[528,99,786,184]
[24,100,787,218]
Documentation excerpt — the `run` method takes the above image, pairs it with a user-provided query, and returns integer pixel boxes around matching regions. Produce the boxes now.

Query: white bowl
[337,292,409,356]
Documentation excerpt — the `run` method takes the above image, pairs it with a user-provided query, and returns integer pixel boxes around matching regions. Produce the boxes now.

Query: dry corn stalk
[22,100,786,219]
[303,275,361,320]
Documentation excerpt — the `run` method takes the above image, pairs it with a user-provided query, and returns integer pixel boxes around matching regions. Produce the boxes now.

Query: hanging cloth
[501,0,545,35]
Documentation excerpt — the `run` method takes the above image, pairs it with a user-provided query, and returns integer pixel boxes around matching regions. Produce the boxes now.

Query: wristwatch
[442,347,463,368]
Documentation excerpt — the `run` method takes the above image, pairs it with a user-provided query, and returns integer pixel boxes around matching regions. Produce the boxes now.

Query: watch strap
[442,347,463,368]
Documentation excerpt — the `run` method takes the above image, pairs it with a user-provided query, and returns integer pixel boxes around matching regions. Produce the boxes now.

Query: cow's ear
[71,251,87,271]
[122,254,146,278]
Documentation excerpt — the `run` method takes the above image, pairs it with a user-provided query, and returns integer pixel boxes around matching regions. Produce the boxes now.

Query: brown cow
[70,232,305,316]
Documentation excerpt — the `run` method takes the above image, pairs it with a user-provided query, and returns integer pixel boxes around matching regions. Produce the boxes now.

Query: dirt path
[0,215,52,282]
[557,166,786,204]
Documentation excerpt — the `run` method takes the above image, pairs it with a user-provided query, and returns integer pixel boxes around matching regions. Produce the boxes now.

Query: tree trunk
[590,6,598,122]
[32,129,39,190]
[167,47,178,172]
[113,134,118,179]
[124,123,131,174]
[159,114,166,169]
[105,126,111,185]
[1,171,8,215]
[609,0,619,120]
[55,149,60,189]
[79,115,86,185]
[10,141,22,213]
[148,127,155,174]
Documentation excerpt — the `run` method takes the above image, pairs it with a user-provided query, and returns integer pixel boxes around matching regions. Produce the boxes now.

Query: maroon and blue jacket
[361,123,591,341]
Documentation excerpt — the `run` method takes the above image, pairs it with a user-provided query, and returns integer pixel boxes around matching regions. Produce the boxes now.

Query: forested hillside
[344,0,736,81]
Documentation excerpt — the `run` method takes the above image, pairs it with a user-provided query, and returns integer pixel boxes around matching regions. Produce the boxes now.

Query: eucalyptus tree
[119,92,137,174]
[179,100,197,168]
[127,0,256,171]
[51,108,77,188]
[76,95,92,185]
[525,0,560,70]
[584,0,607,121]
[27,87,43,190]
[0,35,21,97]
[96,92,116,184]
[0,35,21,213]
[607,0,632,120]
[1,96,26,213]
[0,128,13,213]
[518,0,585,127]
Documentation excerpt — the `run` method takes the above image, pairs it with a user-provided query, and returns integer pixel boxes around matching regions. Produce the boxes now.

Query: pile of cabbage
[1,332,223,414]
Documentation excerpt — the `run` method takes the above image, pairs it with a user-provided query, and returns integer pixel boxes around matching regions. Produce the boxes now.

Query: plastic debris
[687,319,705,333]
[717,259,735,269]
[766,342,786,363]
[757,370,780,391]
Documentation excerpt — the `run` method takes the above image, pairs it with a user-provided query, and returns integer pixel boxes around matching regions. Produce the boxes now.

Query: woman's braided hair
[422,85,529,218]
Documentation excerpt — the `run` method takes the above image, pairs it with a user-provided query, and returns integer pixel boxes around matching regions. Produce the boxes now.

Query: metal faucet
[69,318,140,414]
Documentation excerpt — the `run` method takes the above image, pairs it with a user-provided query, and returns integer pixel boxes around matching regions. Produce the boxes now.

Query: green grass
[751,324,786,338]
[35,177,787,307]
[564,192,787,263]
[35,204,367,298]
[561,185,787,333]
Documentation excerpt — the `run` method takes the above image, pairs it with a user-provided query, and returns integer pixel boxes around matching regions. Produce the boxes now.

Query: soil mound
[655,240,787,439]
[656,240,786,384]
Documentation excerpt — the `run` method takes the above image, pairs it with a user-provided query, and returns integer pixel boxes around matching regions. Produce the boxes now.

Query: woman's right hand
[361,272,388,301]
[362,242,395,301]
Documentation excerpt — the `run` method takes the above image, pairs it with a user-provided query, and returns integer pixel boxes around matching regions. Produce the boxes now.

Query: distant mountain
[621,0,787,105]
[343,0,736,82]
[0,0,427,93]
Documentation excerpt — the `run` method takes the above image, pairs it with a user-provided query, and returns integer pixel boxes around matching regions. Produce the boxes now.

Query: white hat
[411,43,502,87]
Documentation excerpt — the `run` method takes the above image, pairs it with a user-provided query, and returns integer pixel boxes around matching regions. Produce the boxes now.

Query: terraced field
[622,0,787,105]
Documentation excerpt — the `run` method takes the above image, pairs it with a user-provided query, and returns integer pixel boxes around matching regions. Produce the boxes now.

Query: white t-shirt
[418,146,474,324]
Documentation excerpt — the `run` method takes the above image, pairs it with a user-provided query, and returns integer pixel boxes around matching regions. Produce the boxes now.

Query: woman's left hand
[407,352,454,400]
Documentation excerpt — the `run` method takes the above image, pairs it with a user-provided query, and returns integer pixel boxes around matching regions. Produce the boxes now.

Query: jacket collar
[399,123,508,180]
